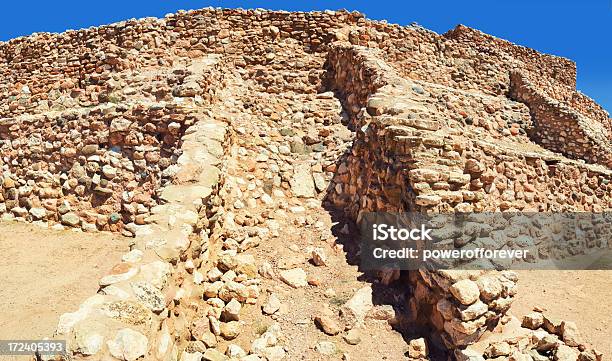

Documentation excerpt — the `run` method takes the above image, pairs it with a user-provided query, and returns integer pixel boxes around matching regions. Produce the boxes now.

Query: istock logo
[372,223,433,241]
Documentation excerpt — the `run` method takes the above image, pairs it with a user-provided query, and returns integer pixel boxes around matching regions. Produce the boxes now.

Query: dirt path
[0,221,130,340]
[513,270,612,359]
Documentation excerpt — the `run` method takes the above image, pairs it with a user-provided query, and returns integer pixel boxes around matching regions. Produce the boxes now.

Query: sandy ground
[513,270,612,359]
[0,221,130,340]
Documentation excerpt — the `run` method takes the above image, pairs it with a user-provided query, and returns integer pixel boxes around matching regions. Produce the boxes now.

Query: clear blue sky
[1,0,610,113]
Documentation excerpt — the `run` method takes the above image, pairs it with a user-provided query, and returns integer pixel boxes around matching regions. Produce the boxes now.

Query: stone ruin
[0,7,609,361]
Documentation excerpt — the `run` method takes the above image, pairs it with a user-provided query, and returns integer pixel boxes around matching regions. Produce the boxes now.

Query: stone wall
[338,21,577,98]
[325,43,611,353]
[0,8,365,117]
[520,69,610,134]
[327,46,612,217]
[0,57,224,234]
[442,25,577,88]
[1,8,584,117]
[510,70,612,168]
[54,60,233,360]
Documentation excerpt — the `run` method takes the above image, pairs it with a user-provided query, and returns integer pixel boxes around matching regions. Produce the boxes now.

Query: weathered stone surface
[262,293,281,315]
[106,328,148,361]
[407,338,428,359]
[315,341,337,355]
[220,321,242,340]
[131,281,165,312]
[340,286,373,327]
[279,268,308,288]
[560,321,581,347]
[450,279,481,305]
[523,312,545,330]
[203,348,229,361]
[343,329,362,345]
[72,322,106,356]
[61,212,81,227]
[290,163,315,198]
[222,298,242,321]
[314,315,342,335]
[311,248,328,266]
[484,342,512,358]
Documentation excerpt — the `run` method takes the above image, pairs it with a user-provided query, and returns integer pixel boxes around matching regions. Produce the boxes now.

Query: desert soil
[0,221,130,340]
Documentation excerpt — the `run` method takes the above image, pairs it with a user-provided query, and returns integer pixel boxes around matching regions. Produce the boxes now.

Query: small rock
[259,262,275,278]
[191,317,211,341]
[110,117,132,133]
[262,293,281,315]
[82,222,98,232]
[312,173,327,192]
[220,321,241,340]
[61,212,81,227]
[82,144,99,155]
[311,248,328,266]
[315,315,342,335]
[485,342,512,358]
[226,344,247,358]
[201,331,217,348]
[450,279,480,305]
[222,299,242,321]
[455,349,486,361]
[122,249,143,263]
[560,321,581,347]
[343,329,361,345]
[11,207,28,218]
[577,351,598,361]
[251,328,279,354]
[543,314,564,334]
[181,351,203,361]
[102,165,117,179]
[536,334,561,352]
[459,300,488,321]
[522,312,544,330]
[29,207,47,220]
[476,276,503,302]
[131,281,165,312]
[407,338,428,359]
[207,267,223,282]
[368,304,397,323]
[279,268,308,288]
[209,315,221,336]
[193,271,204,285]
[324,288,336,298]
[340,286,373,327]
[555,344,579,361]
[262,346,286,361]
[73,325,104,355]
[315,341,337,355]
[290,163,315,198]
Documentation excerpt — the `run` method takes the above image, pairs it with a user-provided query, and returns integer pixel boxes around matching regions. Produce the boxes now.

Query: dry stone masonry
[0,6,609,361]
